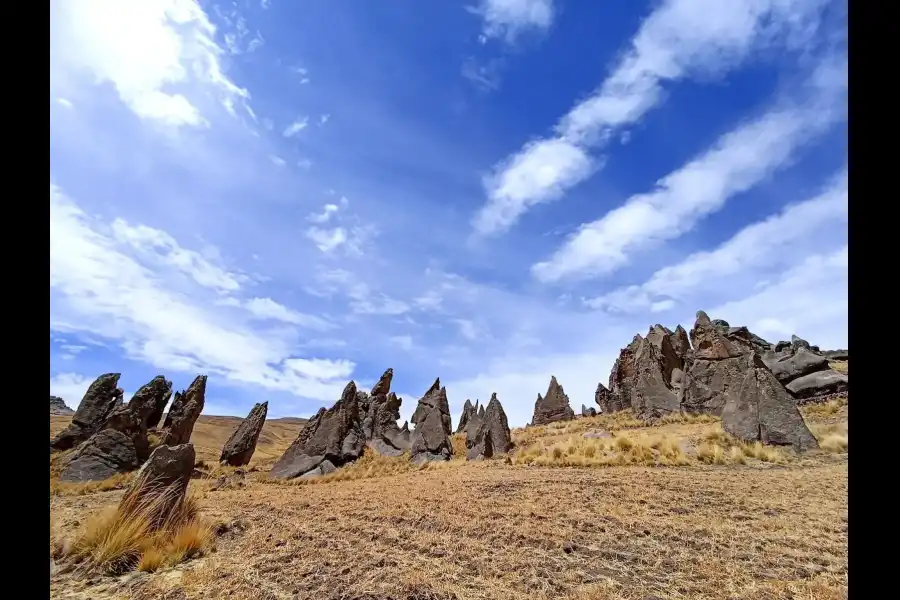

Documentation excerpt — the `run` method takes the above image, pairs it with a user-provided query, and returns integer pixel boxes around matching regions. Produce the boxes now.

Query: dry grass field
[49,401,848,600]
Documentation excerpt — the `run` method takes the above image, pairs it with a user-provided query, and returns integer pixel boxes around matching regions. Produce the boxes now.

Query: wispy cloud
[283,116,309,137]
[586,166,848,313]
[472,0,832,236]
[469,0,556,44]
[532,55,846,282]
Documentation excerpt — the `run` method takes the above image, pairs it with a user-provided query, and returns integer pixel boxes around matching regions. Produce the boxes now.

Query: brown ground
[49,405,848,600]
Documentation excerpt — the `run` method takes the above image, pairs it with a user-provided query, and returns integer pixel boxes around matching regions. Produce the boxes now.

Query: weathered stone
[103,403,151,462]
[791,334,811,351]
[270,382,365,479]
[823,349,848,361]
[645,324,684,384]
[581,404,597,417]
[531,376,575,425]
[763,347,830,384]
[456,399,476,434]
[786,370,849,399]
[607,336,642,413]
[121,444,195,525]
[59,430,140,482]
[367,392,411,457]
[129,376,174,430]
[466,393,511,460]
[671,325,692,360]
[631,337,680,420]
[299,459,337,479]
[774,340,792,353]
[594,382,612,413]
[51,373,123,452]
[477,404,485,419]
[690,311,745,360]
[409,378,453,464]
[162,375,206,446]
[722,354,818,452]
[49,396,74,416]
[219,402,268,466]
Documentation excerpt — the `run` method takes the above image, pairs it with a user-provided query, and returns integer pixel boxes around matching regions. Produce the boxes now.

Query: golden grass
[828,361,848,374]
[801,396,848,419]
[50,472,134,497]
[514,432,691,468]
[57,479,213,575]
[811,422,849,454]
[696,426,789,465]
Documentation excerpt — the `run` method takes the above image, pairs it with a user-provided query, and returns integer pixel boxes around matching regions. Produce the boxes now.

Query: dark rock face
[456,399,476,434]
[762,347,830,384]
[786,370,849,399]
[50,373,123,452]
[49,396,74,416]
[594,382,612,413]
[671,325,692,360]
[360,369,411,457]
[409,378,453,464]
[531,376,575,425]
[270,381,366,479]
[823,349,848,361]
[681,312,754,416]
[581,404,597,417]
[631,336,681,420]
[220,402,268,466]
[722,354,818,452]
[59,429,140,482]
[606,336,642,413]
[129,375,173,430]
[791,334,811,351]
[162,375,206,446]
[121,444,195,525]
[645,324,685,385]
[477,404,485,419]
[466,393,512,460]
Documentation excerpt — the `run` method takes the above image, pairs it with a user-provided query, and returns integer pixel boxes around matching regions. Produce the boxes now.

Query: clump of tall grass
[513,433,690,468]
[697,427,788,465]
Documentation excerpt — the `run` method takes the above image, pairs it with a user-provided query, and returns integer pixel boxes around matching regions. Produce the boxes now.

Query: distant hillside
[49,396,74,416]
[49,413,307,466]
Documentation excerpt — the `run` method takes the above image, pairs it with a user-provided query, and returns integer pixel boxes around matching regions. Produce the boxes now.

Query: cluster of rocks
[532,376,575,425]
[49,396,74,416]
[51,373,270,482]
[270,369,514,479]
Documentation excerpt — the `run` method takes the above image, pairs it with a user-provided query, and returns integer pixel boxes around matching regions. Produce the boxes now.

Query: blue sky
[49,0,848,427]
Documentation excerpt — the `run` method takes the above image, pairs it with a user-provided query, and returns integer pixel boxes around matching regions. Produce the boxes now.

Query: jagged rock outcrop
[477,404,485,419]
[219,402,268,466]
[680,311,755,416]
[466,393,512,460]
[791,334,811,351]
[671,325,692,360]
[59,429,141,482]
[594,382,611,413]
[361,369,412,457]
[631,336,681,419]
[606,336,642,413]
[456,399,476,434]
[645,324,685,384]
[581,404,597,417]
[51,373,124,452]
[531,376,575,425]
[763,347,830,384]
[761,341,848,400]
[722,353,818,452]
[130,375,174,430]
[161,375,206,446]
[49,396,74,416]
[409,378,453,464]
[121,444,195,526]
[270,381,366,479]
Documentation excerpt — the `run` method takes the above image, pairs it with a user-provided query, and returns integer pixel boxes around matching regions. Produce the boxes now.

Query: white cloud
[473,0,833,236]
[455,319,481,341]
[470,0,555,43]
[217,296,332,330]
[307,204,340,224]
[389,335,414,351]
[270,155,287,166]
[532,58,846,283]
[56,98,74,108]
[319,114,330,125]
[51,0,249,127]
[50,183,354,402]
[50,373,91,407]
[297,158,313,170]
[585,165,848,312]
[283,116,309,137]
[305,226,348,252]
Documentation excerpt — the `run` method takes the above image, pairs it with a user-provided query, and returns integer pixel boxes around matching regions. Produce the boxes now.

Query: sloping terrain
[49,401,847,600]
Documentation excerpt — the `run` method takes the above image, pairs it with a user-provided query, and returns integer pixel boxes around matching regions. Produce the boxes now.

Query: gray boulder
[50,373,123,452]
[786,370,849,400]
[121,444,195,526]
[762,347,830,384]
[531,376,575,425]
[59,429,140,482]
[722,353,818,452]
[270,381,366,479]
[581,404,597,417]
[409,378,453,464]
[466,393,512,460]
[219,401,268,466]
[594,382,611,413]
[129,375,173,430]
[823,349,849,361]
[791,334,811,351]
[456,399,476,434]
[631,336,680,420]
[161,375,206,446]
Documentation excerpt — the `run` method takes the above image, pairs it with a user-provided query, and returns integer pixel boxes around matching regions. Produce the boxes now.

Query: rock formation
[270,381,366,479]
[786,371,849,400]
[761,343,848,400]
[722,353,819,452]
[670,325,692,360]
[466,393,512,460]
[456,399,477,434]
[360,368,412,457]
[161,375,206,446]
[531,376,575,425]
[129,375,173,430]
[59,429,142,482]
[581,404,597,417]
[763,347,830,384]
[631,335,681,419]
[823,349,848,361]
[409,378,453,464]
[606,336,642,414]
[594,382,612,413]
[51,373,124,452]
[477,404,485,419]
[121,444,195,526]
[49,396,74,416]
[219,402,268,466]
